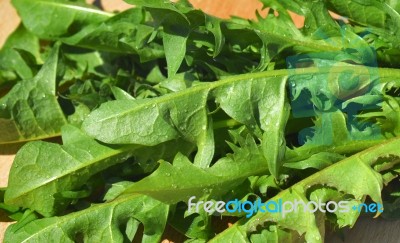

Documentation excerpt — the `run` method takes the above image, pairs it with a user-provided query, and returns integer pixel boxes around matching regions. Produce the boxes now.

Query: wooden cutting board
[1,1,399,242]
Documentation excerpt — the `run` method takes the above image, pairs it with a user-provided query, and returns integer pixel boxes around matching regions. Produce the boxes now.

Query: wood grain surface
[0,1,399,243]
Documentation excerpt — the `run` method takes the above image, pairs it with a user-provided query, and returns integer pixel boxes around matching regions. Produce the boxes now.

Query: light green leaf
[163,29,189,77]
[205,17,225,57]
[111,86,135,100]
[83,72,289,169]
[326,0,400,33]
[212,136,400,242]
[284,152,345,170]
[4,194,168,243]
[64,8,164,60]
[4,125,137,216]
[0,43,67,144]
[0,24,40,84]
[125,0,190,76]
[121,148,268,204]
[12,0,112,39]
[249,226,303,243]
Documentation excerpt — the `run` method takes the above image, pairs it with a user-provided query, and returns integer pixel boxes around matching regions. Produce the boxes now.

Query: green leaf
[205,17,225,57]
[326,0,400,33]
[124,0,189,15]
[5,1,400,242]
[170,204,212,240]
[284,110,385,165]
[12,0,112,39]
[309,187,360,227]
[358,95,400,137]
[253,0,343,70]
[260,81,289,178]
[212,136,400,242]
[0,43,67,144]
[13,1,166,61]
[82,66,400,172]
[163,28,189,77]
[111,86,135,100]
[82,71,289,169]
[284,152,345,170]
[103,181,134,202]
[249,226,303,243]
[4,194,169,243]
[121,146,268,204]
[63,8,164,60]
[4,125,137,216]
[119,130,268,205]
[124,0,191,77]
[60,46,105,79]
[0,24,40,85]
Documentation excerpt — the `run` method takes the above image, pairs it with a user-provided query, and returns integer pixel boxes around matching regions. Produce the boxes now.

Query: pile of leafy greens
[2,0,400,242]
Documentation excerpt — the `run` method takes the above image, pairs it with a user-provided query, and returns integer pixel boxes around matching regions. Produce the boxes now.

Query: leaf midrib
[15,0,114,17]
[123,159,269,203]
[91,66,400,124]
